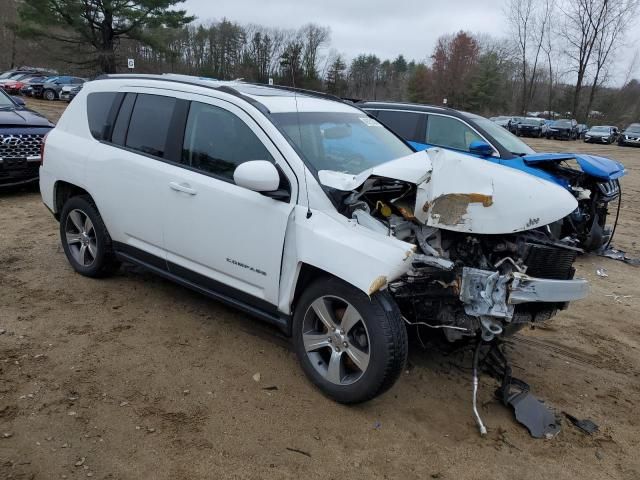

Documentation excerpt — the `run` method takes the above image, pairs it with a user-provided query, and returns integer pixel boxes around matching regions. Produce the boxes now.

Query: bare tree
[507,0,553,114]
[559,0,630,119]
[584,0,638,119]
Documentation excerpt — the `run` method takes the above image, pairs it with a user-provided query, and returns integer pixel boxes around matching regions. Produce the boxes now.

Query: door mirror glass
[11,96,25,106]
[234,160,280,192]
[469,140,494,156]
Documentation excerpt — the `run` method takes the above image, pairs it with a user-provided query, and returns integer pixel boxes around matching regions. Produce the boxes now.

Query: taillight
[40,132,49,166]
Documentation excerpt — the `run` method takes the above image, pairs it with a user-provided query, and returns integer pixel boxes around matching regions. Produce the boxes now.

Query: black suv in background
[618,123,640,147]
[0,89,54,187]
[547,119,578,140]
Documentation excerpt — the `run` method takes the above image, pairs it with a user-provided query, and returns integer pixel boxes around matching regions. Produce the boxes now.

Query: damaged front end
[319,148,589,343]
[320,148,590,437]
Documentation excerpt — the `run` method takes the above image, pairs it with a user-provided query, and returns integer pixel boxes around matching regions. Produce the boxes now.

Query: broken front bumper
[459,267,589,319]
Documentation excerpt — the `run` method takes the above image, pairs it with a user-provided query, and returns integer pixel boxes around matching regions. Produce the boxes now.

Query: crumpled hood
[319,148,579,235]
[522,152,626,180]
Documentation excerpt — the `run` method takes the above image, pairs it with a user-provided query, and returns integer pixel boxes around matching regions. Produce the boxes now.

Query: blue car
[360,102,626,251]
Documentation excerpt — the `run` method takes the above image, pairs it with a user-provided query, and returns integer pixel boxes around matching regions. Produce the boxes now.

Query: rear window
[125,94,176,158]
[374,110,423,142]
[87,92,119,141]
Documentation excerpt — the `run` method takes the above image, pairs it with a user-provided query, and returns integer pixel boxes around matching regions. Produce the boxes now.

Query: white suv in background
[40,74,588,407]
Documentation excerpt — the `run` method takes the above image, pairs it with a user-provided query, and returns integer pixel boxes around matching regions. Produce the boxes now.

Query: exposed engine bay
[334,175,587,344]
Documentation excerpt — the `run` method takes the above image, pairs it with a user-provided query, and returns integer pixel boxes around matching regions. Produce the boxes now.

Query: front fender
[278,206,415,314]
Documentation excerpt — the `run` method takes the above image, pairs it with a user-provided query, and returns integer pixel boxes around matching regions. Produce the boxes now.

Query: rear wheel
[59,195,119,277]
[293,277,408,404]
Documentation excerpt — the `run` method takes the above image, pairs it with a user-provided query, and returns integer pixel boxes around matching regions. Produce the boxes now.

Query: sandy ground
[1,99,639,479]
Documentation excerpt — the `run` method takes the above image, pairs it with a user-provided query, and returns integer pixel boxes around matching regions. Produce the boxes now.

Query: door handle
[169,182,197,195]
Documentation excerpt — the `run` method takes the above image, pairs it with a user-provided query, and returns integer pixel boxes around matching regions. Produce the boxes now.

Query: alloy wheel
[302,295,371,386]
[64,209,98,267]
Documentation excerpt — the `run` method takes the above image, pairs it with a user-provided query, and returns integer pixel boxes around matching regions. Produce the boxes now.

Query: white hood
[318,148,578,235]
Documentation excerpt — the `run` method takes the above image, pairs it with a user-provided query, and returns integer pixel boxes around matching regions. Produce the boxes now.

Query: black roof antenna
[287,60,312,219]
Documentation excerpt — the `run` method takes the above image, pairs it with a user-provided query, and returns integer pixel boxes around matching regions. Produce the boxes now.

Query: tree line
[0,0,638,124]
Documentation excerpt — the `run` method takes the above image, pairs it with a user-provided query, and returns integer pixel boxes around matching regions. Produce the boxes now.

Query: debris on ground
[564,412,599,435]
[252,373,261,382]
[597,247,640,266]
[596,268,608,277]
[285,447,311,458]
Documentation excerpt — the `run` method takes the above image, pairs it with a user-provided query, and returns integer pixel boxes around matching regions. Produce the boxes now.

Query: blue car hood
[522,153,626,180]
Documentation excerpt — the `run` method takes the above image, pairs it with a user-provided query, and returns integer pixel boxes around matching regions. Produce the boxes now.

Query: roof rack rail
[248,83,345,103]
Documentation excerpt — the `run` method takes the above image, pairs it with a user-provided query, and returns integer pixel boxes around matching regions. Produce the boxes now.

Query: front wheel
[293,277,408,404]
[43,89,56,101]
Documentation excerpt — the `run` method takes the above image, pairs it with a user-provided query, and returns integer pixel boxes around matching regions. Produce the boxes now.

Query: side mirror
[234,160,289,200]
[12,96,25,106]
[469,140,494,157]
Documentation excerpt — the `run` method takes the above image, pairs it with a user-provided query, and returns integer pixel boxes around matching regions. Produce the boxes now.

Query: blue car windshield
[466,114,535,156]
[271,112,413,175]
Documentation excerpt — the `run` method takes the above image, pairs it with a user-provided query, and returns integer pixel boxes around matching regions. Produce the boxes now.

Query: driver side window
[426,115,483,152]
[181,102,274,181]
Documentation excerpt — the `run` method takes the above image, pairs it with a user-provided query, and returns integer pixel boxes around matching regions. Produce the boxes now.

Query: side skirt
[113,243,291,335]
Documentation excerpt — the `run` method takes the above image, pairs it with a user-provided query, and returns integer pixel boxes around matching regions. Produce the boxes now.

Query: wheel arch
[53,181,92,219]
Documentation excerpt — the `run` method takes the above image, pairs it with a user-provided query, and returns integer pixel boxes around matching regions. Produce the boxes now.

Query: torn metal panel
[279,206,417,311]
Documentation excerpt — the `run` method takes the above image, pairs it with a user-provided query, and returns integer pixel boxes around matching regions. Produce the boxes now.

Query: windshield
[590,126,610,132]
[271,112,413,175]
[0,90,16,108]
[467,114,535,156]
[522,118,542,125]
[552,120,571,127]
[626,124,640,133]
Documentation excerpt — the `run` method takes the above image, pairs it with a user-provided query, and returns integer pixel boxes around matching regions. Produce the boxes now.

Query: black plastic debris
[507,389,561,439]
[598,247,640,266]
[482,342,561,439]
[564,412,599,434]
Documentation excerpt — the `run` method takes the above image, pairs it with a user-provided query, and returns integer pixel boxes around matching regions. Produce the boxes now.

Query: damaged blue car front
[360,101,626,251]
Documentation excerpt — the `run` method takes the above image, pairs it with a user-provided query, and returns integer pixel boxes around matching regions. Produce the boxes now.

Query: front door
[162,97,296,308]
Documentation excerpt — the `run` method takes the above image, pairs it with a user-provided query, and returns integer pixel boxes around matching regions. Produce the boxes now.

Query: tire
[292,276,408,404]
[43,89,56,101]
[59,195,119,277]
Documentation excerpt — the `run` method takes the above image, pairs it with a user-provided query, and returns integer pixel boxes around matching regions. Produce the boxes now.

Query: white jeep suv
[40,74,588,405]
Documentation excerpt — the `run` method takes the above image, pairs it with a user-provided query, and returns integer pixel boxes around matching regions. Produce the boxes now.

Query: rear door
[86,91,180,264]
[162,95,296,308]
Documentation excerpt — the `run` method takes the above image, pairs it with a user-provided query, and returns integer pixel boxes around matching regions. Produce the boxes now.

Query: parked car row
[491,114,638,146]
[0,67,85,101]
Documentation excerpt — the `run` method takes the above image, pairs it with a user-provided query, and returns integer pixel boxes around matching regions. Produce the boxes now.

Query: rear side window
[181,101,273,180]
[87,92,119,141]
[125,94,176,158]
[425,115,483,152]
[375,110,423,142]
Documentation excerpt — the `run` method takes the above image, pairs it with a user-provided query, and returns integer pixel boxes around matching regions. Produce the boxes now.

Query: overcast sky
[183,0,640,85]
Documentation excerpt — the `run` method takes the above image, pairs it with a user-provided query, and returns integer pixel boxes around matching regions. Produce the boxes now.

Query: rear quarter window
[87,92,119,141]
[375,110,423,143]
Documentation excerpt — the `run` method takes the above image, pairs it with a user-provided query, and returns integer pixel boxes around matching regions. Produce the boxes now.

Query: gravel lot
[1,99,639,479]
